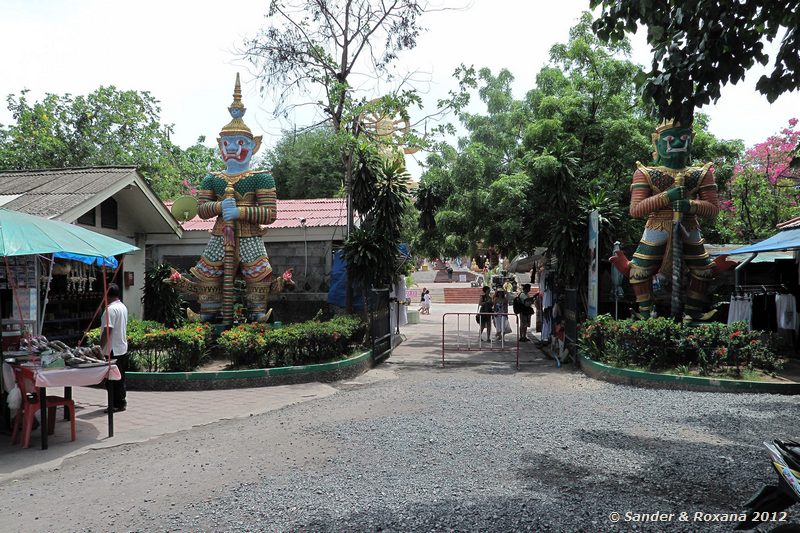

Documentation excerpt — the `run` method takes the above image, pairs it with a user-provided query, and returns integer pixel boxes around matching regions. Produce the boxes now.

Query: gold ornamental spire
[229,73,244,112]
[220,73,253,138]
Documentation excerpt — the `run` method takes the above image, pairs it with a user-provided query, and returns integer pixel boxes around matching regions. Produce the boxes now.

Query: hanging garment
[727,295,753,328]
[751,294,778,331]
[776,293,798,331]
[541,307,553,342]
[397,277,408,327]
[542,279,554,308]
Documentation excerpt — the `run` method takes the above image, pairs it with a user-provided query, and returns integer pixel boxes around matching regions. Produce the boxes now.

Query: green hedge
[579,315,782,375]
[218,315,366,368]
[87,319,212,372]
[87,315,365,372]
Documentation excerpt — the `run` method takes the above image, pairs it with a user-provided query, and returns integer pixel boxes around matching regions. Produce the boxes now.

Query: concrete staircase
[409,284,484,304]
[442,286,485,304]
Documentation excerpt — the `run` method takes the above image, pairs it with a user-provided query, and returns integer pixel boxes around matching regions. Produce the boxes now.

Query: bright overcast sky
[2,0,798,179]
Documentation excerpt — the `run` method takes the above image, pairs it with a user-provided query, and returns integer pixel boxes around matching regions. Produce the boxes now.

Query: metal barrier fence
[441,312,520,369]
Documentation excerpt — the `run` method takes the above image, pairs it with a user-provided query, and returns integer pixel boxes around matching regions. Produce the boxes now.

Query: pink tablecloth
[3,363,120,391]
[32,364,121,388]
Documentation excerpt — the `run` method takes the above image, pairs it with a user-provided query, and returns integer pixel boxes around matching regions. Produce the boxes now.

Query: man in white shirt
[100,283,129,412]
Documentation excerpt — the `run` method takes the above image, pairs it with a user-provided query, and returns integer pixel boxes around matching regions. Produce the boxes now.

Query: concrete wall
[150,228,340,295]
[75,200,149,319]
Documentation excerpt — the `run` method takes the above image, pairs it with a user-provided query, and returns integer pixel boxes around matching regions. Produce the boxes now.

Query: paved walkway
[0,303,557,481]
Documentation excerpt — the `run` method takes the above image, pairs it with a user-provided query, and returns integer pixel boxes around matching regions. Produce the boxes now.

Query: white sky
[2,0,798,179]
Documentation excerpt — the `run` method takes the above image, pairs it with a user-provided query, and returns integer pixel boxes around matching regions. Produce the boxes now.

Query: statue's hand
[664,186,685,202]
[672,199,694,213]
[221,198,239,221]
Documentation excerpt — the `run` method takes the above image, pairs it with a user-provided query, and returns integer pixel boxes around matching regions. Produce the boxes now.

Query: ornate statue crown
[651,118,692,161]
[219,73,253,139]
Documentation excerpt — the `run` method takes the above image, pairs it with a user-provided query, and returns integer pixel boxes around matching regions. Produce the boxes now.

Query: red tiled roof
[777,216,800,230]
[164,198,346,231]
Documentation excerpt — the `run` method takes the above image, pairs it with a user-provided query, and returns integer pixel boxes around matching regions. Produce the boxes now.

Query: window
[101,198,118,229]
[77,208,96,226]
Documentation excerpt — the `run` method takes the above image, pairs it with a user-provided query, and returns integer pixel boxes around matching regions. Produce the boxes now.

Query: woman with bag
[476,286,493,341]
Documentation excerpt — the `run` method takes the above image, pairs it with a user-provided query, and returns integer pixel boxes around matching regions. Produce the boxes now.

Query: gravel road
[3,356,799,532]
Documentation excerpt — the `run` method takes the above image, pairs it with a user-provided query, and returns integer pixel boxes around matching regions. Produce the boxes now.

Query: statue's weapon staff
[219,74,249,327]
[222,179,237,326]
[671,172,685,319]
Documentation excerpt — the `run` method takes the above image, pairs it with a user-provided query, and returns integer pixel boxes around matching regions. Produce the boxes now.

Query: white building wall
[73,202,149,319]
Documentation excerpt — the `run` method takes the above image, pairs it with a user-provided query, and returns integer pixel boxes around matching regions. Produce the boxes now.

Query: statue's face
[656,126,693,168]
[218,134,256,173]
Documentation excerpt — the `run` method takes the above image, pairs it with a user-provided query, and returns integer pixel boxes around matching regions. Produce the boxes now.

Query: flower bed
[217,315,366,368]
[89,315,365,372]
[88,320,212,372]
[579,315,782,378]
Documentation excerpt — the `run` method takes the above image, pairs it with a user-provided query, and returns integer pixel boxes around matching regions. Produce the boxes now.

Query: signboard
[588,210,599,319]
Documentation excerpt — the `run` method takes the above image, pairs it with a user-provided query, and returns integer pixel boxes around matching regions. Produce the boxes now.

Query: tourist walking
[418,288,431,315]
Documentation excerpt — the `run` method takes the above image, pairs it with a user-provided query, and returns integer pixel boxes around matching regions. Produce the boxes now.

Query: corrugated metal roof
[706,243,794,262]
[164,198,347,231]
[0,167,138,217]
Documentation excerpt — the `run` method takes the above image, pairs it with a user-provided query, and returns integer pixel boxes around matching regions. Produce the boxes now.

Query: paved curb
[127,350,375,391]
[580,354,800,394]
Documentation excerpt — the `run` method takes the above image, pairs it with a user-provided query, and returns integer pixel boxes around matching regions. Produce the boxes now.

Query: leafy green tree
[592,0,800,122]
[418,12,742,298]
[343,145,412,315]
[265,127,346,199]
[243,0,436,311]
[0,87,221,199]
[419,14,651,289]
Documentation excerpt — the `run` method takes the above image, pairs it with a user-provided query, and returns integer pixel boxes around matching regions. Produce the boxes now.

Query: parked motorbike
[737,439,800,531]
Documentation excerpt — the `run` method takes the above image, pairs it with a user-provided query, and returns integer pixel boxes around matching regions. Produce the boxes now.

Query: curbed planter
[127,350,376,391]
[580,354,800,395]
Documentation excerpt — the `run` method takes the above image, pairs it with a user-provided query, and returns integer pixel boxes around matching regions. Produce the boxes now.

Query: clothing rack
[733,284,788,296]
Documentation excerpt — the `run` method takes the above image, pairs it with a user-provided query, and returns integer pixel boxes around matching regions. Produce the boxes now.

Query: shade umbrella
[0,208,138,337]
[0,208,138,266]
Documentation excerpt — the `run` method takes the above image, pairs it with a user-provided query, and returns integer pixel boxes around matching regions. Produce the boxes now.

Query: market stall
[0,208,138,448]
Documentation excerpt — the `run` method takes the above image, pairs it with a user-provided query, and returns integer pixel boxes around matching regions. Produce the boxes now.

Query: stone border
[127,350,376,391]
[580,354,800,394]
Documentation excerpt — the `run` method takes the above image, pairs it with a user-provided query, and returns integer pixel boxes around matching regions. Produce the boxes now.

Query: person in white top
[100,283,129,412]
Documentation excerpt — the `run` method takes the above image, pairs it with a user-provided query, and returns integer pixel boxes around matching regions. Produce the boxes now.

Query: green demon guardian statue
[166,74,279,325]
[610,118,735,319]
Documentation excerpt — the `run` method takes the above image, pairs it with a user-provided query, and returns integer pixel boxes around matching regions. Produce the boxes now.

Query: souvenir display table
[3,359,121,450]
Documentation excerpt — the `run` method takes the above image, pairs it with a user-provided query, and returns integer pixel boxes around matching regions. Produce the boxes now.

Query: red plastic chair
[10,365,76,448]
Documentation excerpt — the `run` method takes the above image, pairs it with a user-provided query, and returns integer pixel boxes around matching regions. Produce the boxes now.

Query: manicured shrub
[218,315,366,369]
[89,315,365,371]
[579,315,781,375]
[87,320,211,372]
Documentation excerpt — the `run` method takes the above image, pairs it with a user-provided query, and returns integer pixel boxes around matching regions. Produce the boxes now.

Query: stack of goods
[20,336,108,367]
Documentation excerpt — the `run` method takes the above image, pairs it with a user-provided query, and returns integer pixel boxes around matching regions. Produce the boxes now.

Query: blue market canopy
[0,208,138,267]
[718,228,800,256]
